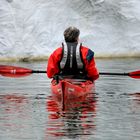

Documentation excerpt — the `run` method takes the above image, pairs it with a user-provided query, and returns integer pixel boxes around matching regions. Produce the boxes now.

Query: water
[0,59,140,140]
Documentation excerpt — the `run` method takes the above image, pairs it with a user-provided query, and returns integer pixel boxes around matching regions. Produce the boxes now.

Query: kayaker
[47,26,99,81]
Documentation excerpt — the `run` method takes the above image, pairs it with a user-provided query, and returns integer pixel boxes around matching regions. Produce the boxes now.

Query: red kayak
[51,78,95,110]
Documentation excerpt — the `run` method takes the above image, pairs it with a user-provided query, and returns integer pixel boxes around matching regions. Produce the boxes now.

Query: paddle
[0,65,46,78]
[99,71,140,79]
[0,65,140,79]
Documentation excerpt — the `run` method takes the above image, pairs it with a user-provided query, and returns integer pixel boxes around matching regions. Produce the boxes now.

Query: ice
[0,0,140,60]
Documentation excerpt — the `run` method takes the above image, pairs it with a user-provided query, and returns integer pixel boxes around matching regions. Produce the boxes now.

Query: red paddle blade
[0,65,32,78]
[129,70,140,79]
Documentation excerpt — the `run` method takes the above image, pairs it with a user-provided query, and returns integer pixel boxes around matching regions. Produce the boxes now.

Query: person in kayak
[47,26,99,81]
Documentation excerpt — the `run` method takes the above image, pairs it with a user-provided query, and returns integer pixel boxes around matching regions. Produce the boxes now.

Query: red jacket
[47,45,99,81]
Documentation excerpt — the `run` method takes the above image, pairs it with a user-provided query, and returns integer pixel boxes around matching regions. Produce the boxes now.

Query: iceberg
[0,0,140,61]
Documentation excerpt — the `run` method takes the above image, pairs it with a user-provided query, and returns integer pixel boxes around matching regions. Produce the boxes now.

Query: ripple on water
[0,60,140,140]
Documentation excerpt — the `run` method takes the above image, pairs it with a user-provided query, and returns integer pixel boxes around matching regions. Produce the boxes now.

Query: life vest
[59,42,85,76]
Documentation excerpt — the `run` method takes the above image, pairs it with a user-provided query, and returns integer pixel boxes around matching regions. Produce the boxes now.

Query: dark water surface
[0,59,140,140]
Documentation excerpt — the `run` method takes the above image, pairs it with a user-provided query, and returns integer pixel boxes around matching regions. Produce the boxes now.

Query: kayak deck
[51,79,95,110]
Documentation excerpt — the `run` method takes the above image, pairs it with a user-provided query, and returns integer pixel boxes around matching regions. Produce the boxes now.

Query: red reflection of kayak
[0,94,28,114]
[46,79,97,138]
[51,78,95,111]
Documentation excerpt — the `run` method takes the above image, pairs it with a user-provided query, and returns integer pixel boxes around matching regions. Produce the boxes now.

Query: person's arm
[81,47,99,81]
[86,56,99,81]
[47,47,62,78]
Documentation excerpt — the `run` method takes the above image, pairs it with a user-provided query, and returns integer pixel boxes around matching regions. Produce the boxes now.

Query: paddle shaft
[32,71,140,77]
[99,72,129,76]
[32,71,129,75]
[33,71,130,76]
[32,70,46,73]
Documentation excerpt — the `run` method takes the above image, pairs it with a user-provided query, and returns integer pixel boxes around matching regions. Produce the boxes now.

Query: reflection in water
[46,92,97,139]
[130,93,140,103]
[0,59,140,140]
[0,94,30,139]
[0,94,28,116]
[128,93,140,135]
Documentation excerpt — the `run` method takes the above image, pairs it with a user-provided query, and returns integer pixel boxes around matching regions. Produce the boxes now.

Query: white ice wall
[0,0,140,61]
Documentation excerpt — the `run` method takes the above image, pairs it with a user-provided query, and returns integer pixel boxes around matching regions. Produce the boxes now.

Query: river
[0,58,140,140]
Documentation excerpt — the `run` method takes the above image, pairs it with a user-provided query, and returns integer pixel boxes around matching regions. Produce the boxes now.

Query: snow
[0,0,140,61]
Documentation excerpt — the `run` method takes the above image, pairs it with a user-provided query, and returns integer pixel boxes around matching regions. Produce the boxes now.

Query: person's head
[64,26,80,43]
